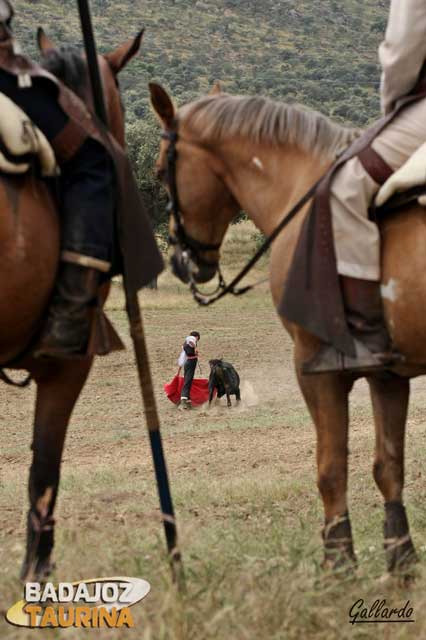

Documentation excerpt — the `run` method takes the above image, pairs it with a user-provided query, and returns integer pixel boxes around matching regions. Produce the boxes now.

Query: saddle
[0,92,57,176]
[375,141,426,212]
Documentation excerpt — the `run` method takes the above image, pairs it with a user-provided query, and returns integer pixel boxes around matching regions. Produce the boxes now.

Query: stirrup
[302,339,404,376]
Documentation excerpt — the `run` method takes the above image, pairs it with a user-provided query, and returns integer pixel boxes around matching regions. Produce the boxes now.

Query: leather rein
[162,128,323,306]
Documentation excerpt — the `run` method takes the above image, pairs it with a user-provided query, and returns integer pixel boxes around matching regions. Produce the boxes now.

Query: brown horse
[1,32,143,582]
[150,83,425,575]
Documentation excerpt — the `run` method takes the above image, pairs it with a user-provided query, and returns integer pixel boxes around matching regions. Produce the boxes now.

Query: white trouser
[331,97,426,281]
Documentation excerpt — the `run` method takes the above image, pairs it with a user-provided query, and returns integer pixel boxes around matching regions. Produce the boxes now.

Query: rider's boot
[302,276,404,375]
[34,258,108,359]
[34,138,116,360]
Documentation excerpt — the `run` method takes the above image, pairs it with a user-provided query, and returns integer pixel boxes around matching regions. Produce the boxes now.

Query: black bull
[208,359,241,407]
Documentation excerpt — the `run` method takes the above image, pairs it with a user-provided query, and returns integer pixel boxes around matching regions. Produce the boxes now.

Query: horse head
[37,27,144,147]
[149,83,240,285]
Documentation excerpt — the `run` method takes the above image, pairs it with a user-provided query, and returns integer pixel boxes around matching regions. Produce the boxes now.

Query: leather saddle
[375,141,426,215]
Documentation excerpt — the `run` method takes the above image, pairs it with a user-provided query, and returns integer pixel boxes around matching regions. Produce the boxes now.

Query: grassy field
[2,222,426,639]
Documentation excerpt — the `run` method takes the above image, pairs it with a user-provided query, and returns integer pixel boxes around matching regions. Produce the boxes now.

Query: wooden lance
[76,0,183,583]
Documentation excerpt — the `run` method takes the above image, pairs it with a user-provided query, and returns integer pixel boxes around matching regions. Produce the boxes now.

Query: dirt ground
[2,228,426,639]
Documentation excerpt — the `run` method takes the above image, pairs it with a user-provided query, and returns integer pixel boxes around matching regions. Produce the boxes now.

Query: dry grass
[2,228,426,639]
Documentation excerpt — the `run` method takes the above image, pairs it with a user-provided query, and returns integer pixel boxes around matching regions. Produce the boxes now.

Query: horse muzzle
[171,247,217,284]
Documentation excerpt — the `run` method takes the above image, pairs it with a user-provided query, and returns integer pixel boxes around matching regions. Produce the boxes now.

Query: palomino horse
[1,32,143,582]
[150,83,424,574]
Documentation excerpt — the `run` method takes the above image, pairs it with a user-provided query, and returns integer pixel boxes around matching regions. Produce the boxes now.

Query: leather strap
[61,250,111,273]
[51,119,88,163]
[358,145,394,185]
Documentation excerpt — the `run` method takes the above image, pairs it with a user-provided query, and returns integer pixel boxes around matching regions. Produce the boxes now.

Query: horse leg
[368,375,417,574]
[235,388,241,403]
[20,358,93,582]
[208,386,214,407]
[225,386,232,408]
[297,366,356,570]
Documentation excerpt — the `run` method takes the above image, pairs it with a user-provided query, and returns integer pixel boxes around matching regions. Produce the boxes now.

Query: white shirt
[379,0,426,114]
[177,336,198,367]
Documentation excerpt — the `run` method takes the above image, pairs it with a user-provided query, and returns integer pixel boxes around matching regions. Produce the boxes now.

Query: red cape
[164,375,213,406]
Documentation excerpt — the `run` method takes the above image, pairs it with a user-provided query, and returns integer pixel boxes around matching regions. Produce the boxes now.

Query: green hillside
[14,0,388,227]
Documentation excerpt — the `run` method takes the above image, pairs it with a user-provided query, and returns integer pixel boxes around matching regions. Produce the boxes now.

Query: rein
[163,128,324,306]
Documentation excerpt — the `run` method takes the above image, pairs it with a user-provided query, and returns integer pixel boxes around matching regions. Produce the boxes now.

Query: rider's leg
[0,70,116,356]
[332,97,426,282]
[35,138,116,358]
[332,156,381,282]
[180,359,197,408]
[304,98,426,374]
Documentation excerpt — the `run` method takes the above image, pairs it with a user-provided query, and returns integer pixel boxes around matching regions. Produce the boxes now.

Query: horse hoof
[395,572,417,588]
[384,502,418,576]
[20,556,55,584]
[322,512,357,575]
[321,552,357,576]
[378,569,418,588]
[387,553,419,584]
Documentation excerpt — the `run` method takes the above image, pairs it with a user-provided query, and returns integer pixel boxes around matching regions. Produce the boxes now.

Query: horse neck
[218,139,331,238]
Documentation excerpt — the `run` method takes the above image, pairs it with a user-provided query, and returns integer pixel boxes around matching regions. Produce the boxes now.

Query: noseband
[161,127,323,306]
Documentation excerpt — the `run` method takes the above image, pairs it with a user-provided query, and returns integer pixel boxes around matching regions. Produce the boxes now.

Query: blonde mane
[178,94,360,160]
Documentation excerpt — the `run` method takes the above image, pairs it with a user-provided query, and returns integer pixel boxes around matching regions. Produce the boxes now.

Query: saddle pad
[376,141,426,207]
[0,92,57,176]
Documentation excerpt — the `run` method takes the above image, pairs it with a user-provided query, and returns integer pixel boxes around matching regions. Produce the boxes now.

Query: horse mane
[41,46,86,97]
[179,94,360,160]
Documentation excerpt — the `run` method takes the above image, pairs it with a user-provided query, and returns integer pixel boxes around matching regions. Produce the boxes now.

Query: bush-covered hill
[14,0,388,228]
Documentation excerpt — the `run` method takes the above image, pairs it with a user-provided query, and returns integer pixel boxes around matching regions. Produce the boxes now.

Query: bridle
[162,127,324,306]
[162,131,221,261]
[162,128,230,303]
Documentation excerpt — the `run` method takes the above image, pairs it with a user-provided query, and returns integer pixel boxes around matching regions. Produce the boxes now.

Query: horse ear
[149,83,176,129]
[209,81,222,96]
[37,27,56,53]
[105,29,144,75]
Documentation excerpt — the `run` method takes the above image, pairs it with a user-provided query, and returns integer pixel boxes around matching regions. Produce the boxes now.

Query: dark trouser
[59,139,115,263]
[0,69,115,264]
[181,359,197,400]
